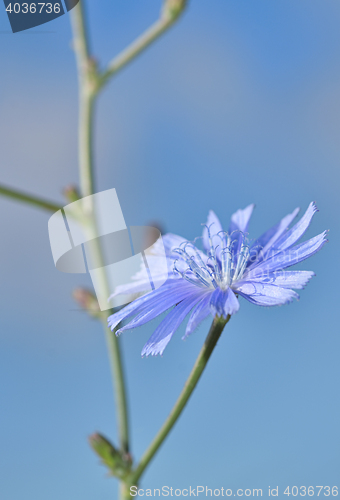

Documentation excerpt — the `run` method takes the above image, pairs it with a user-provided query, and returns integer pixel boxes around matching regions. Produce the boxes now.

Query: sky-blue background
[0,1,339,499]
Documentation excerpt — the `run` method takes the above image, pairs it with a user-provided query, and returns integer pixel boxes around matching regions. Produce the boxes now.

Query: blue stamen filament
[172,227,249,291]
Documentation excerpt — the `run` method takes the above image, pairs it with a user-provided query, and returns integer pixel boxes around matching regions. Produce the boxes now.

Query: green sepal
[89,433,132,479]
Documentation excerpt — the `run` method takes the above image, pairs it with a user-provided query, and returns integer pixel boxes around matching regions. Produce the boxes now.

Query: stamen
[171,226,250,292]
[173,260,210,289]
[183,241,207,269]
[183,270,210,289]
[205,224,222,284]
[221,237,232,286]
[233,241,250,282]
[188,257,213,287]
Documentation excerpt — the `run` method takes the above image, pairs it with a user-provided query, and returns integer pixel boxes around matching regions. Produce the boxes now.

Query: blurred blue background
[0,0,339,498]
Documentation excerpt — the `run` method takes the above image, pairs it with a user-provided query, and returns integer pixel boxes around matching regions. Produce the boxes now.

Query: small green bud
[63,185,81,203]
[89,433,132,478]
[73,288,101,318]
[162,0,187,21]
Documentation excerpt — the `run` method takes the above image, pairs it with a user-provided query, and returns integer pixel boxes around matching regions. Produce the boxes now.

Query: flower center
[172,226,250,290]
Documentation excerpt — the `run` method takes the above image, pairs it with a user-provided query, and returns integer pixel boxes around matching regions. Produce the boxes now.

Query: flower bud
[88,433,132,478]
[63,185,81,203]
[162,0,187,21]
[73,288,101,318]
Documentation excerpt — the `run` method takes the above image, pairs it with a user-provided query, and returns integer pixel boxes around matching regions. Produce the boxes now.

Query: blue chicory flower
[108,202,327,357]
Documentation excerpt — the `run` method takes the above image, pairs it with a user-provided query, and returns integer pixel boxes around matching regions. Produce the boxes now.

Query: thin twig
[99,1,187,90]
[71,1,98,198]
[129,315,230,486]
[0,184,61,212]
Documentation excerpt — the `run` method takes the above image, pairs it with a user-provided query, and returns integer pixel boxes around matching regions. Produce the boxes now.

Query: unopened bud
[89,433,132,478]
[73,288,101,318]
[162,0,187,21]
[63,185,81,203]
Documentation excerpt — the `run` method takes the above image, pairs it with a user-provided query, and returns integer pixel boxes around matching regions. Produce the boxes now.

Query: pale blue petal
[202,210,225,258]
[110,275,168,298]
[269,202,318,253]
[109,234,183,298]
[107,279,196,331]
[248,207,299,266]
[183,293,212,339]
[229,204,255,234]
[234,281,299,306]
[229,204,255,261]
[246,231,328,277]
[162,233,188,254]
[246,270,315,289]
[141,293,205,357]
[210,287,240,317]
[117,285,202,334]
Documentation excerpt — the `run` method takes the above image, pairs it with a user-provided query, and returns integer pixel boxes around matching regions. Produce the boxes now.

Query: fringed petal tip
[286,290,300,303]
[229,203,255,234]
[285,291,300,304]
[303,201,318,219]
[306,201,319,223]
[107,319,115,332]
[320,230,329,246]
[311,201,318,212]
[109,325,121,336]
[141,340,168,358]
[294,271,315,290]
[141,351,164,358]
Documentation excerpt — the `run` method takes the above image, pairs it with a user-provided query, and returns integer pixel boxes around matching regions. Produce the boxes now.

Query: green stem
[101,311,130,454]
[71,0,91,66]
[71,3,130,455]
[98,1,187,89]
[120,481,133,500]
[0,184,61,212]
[71,2,97,198]
[129,315,230,486]
[79,89,96,198]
